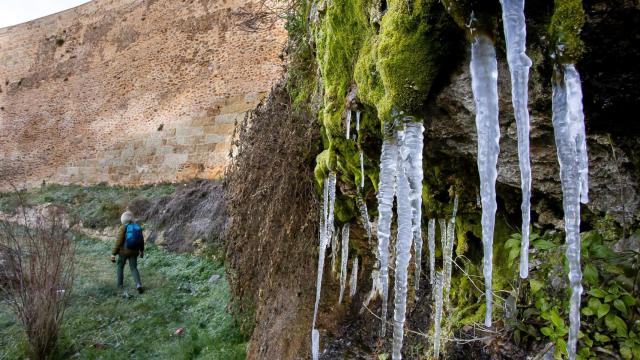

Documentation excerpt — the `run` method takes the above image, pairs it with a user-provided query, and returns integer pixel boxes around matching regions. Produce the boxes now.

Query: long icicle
[428,219,436,285]
[392,129,413,360]
[403,122,424,292]
[552,64,588,360]
[470,35,500,327]
[346,110,351,139]
[350,256,359,298]
[376,133,399,336]
[357,195,372,242]
[339,223,350,304]
[312,173,336,359]
[443,195,458,306]
[433,271,444,359]
[360,150,366,189]
[331,228,338,273]
[500,0,533,279]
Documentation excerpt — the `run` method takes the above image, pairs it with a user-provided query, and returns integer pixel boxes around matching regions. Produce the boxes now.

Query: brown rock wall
[0,0,286,189]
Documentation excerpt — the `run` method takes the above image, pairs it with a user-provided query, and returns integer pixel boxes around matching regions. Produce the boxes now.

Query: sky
[0,0,91,28]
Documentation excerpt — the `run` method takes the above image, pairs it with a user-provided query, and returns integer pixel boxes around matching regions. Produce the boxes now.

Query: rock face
[0,0,286,189]
[230,0,640,359]
[427,56,639,226]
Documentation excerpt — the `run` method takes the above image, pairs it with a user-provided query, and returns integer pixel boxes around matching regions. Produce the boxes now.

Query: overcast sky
[0,0,91,28]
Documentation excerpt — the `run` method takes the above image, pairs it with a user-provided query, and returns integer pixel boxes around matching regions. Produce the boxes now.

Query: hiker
[111,211,145,293]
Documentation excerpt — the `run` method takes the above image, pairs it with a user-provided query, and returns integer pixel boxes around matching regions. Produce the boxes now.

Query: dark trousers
[116,255,141,288]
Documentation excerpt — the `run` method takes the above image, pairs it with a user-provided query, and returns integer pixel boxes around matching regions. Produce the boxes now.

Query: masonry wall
[0,0,286,189]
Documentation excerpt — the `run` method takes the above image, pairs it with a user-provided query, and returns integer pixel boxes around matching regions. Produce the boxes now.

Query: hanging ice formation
[443,195,458,305]
[357,195,372,242]
[312,172,337,360]
[552,64,588,360]
[392,128,414,360]
[331,228,338,273]
[374,120,424,358]
[403,123,425,293]
[339,224,350,304]
[500,0,533,279]
[346,110,352,139]
[432,271,444,359]
[360,151,366,189]
[470,35,500,328]
[376,133,399,337]
[428,219,436,285]
[350,256,359,297]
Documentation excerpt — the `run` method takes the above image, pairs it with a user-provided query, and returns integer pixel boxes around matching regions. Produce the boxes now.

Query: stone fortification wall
[0,0,286,188]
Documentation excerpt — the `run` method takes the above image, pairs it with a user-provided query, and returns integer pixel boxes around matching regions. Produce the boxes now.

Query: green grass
[0,235,247,359]
[0,183,176,229]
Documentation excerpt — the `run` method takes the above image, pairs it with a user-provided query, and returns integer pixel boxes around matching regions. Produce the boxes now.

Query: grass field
[0,234,247,359]
[0,183,176,229]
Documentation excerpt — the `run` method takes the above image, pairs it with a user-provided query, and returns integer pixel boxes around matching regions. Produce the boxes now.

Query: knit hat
[120,211,134,225]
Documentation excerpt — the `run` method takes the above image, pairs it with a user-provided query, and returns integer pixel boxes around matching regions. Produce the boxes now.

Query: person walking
[111,211,145,293]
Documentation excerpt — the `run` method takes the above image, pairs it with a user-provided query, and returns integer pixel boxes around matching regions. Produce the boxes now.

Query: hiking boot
[136,285,144,294]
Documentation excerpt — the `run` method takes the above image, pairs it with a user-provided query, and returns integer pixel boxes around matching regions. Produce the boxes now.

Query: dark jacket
[112,223,145,257]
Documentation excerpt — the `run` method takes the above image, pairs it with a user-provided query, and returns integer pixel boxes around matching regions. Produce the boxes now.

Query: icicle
[350,256,359,298]
[433,271,444,359]
[339,223,350,304]
[500,0,533,279]
[443,195,458,305]
[438,218,447,250]
[470,36,500,327]
[357,195,372,241]
[428,219,436,285]
[312,329,320,360]
[360,150,365,189]
[402,122,424,292]
[331,228,338,273]
[552,64,588,360]
[312,173,337,360]
[376,134,399,336]
[392,131,413,360]
[346,110,351,139]
[327,173,337,237]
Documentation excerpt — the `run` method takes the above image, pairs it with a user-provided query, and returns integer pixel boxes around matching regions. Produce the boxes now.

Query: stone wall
[0,0,287,189]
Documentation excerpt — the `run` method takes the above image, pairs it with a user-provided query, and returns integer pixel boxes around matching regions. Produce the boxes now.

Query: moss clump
[549,0,585,63]
[314,148,336,185]
[354,34,384,112]
[314,0,369,138]
[375,0,455,122]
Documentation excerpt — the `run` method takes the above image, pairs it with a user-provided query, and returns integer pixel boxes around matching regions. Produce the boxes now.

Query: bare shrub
[0,192,74,359]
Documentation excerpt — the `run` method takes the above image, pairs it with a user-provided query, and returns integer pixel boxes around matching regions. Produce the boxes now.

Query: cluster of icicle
[552,64,589,359]
[430,196,458,358]
[468,0,589,358]
[376,120,424,359]
[311,172,336,360]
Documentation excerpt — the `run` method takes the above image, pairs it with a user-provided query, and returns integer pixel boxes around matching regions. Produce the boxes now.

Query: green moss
[315,0,369,138]
[549,0,585,63]
[314,148,336,186]
[375,0,453,122]
[354,34,384,111]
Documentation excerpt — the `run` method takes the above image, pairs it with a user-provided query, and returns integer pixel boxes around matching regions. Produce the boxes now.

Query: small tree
[0,192,74,359]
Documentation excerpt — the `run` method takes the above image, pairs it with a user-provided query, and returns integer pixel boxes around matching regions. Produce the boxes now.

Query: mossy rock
[549,0,585,63]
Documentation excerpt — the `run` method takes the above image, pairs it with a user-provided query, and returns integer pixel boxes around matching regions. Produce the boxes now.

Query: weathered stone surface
[426,33,640,224]
[0,0,286,189]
